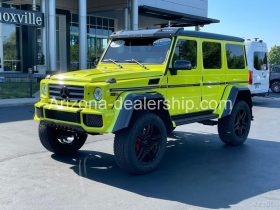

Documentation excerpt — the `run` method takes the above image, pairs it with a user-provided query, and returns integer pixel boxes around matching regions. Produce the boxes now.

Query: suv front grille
[49,84,84,101]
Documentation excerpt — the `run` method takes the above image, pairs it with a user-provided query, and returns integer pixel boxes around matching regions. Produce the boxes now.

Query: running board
[173,114,219,126]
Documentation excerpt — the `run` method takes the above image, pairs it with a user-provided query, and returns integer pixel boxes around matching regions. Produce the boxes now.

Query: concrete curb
[0,98,39,108]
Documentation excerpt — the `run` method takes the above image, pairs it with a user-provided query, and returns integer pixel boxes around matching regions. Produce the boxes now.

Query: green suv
[35,28,252,174]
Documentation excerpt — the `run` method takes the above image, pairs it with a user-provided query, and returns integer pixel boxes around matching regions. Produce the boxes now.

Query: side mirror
[170,60,192,75]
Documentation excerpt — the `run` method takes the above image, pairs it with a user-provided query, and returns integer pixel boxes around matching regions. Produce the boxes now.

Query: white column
[49,0,57,71]
[124,8,129,31]
[41,0,47,67]
[132,0,138,30]
[32,0,37,11]
[0,2,3,72]
[79,0,88,70]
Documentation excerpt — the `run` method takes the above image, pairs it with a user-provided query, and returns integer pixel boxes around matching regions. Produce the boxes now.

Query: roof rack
[110,27,184,39]
[110,27,244,42]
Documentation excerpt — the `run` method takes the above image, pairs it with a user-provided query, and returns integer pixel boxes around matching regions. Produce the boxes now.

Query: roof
[110,28,245,43]
[139,6,219,27]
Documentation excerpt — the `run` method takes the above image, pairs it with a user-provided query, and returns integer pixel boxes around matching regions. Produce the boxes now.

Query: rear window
[226,44,246,69]
[203,42,222,69]
[272,66,280,73]
[254,52,268,70]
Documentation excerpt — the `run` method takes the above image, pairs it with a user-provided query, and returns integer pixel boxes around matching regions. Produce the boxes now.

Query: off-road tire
[114,112,167,175]
[218,101,251,146]
[39,122,87,155]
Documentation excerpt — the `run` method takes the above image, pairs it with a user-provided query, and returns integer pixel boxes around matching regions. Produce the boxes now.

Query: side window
[226,44,246,69]
[254,52,268,70]
[273,66,280,73]
[171,39,197,69]
[203,42,222,69]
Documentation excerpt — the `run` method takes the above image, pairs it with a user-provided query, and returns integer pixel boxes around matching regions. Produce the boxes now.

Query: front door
[167,37,202,116]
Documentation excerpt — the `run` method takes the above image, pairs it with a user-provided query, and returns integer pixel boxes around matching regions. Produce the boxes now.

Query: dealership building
[0,0,218,74]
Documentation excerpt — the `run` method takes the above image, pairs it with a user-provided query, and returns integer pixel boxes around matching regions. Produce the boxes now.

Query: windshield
[102,38,172,64]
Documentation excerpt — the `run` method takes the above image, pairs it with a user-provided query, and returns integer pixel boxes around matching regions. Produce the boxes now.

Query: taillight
[249,70,253,85]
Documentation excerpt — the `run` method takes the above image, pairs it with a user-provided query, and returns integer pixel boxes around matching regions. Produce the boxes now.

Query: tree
[269,46,280,66]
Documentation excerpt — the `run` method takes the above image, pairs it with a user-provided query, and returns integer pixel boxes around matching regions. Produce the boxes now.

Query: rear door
[201,40,226,111]
[252,44,270,93]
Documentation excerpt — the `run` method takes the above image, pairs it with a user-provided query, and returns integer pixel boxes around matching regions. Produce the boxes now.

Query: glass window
[97,17,102,26]
[203,42,222,69]
[272,66,280,73]
[89,16,96,25]
[109,19,114,28]
[171,39,197,69]
[3,24,22,72]
[226,44,246,69]
[254,52,268,70]
[71,14,78,23]
[69,13,115,69]
[102,38,172,64]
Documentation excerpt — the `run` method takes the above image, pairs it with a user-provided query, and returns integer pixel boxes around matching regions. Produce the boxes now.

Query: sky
[202,0,280,50]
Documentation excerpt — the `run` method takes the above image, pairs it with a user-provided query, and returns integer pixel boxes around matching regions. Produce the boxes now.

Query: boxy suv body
[35,28,253,174]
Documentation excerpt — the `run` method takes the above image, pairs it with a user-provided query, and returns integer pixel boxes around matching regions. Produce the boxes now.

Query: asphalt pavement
[0,94,280,210]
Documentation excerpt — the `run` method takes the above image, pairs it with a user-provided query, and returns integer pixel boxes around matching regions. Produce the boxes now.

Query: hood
[50,68,163,83]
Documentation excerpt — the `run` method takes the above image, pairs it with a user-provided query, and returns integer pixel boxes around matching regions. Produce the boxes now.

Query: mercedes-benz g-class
[35,28,252,174]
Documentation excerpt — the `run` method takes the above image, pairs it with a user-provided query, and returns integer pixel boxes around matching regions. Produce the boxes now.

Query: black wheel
[271,81,280,93]
[39,122,87,155]
[114,112,167,175]
[218,101,251,146]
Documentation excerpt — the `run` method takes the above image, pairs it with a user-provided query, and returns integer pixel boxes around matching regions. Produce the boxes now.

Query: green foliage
[3,32,17,61]
[70,44,79,62]
[171,40,197,68]
[203,42,222,69]
[269,46,280,65]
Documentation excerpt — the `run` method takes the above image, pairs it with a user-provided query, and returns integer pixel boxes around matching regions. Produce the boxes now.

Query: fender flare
[112,92,166,133]
[222,86,252,118]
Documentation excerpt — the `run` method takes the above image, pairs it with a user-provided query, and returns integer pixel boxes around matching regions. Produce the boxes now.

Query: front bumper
[34,101,116,134]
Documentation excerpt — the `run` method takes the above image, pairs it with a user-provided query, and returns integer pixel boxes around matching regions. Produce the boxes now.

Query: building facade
[0,0,218,74]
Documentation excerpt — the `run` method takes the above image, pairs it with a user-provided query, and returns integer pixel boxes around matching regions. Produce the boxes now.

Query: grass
[0,81,40,99]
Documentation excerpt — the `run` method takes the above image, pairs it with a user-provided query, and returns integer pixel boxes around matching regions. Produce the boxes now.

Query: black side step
[174,114,219,126]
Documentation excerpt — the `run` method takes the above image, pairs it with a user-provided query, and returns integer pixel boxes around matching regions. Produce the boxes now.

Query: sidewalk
[0,98,39,108]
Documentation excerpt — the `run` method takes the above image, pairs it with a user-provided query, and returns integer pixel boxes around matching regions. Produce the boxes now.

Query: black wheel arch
[112,92,172,134]
[222,86,253,119]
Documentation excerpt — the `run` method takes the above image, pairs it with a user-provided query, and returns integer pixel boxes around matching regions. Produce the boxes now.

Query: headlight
[42,84,47,95]
[94,88,103,101]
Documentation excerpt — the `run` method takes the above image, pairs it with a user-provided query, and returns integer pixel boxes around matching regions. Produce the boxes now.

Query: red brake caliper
[135,137,142,153]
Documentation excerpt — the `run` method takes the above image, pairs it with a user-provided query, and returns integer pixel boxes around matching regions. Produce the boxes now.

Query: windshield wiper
[125,59,148,70]
[103,59,123,69]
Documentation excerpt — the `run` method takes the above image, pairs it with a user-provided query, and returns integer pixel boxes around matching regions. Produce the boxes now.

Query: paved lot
[0,94,280,210]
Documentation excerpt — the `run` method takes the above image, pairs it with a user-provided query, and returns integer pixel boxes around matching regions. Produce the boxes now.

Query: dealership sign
[0,7,44,27]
